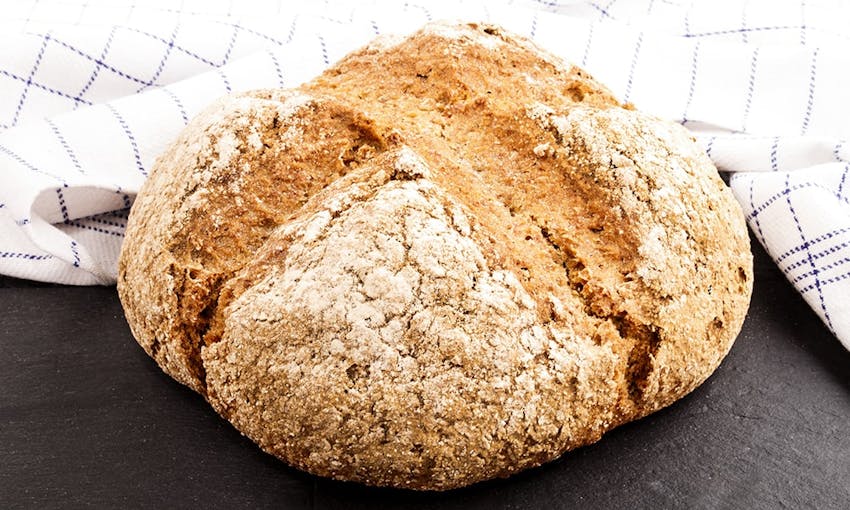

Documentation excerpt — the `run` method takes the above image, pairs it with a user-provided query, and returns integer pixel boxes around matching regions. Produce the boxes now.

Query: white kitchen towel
[0,0,848,350]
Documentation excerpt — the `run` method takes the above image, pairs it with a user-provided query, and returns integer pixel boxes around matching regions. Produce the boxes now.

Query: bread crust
[118,22,753,490]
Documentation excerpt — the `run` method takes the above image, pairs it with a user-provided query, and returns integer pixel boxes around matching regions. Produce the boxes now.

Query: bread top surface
[117,22,753,490]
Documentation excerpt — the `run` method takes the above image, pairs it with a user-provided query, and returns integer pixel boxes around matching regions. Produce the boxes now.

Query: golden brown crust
[117,22,753,490]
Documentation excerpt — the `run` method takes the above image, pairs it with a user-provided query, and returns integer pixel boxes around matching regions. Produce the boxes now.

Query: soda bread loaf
[117,22,753,490]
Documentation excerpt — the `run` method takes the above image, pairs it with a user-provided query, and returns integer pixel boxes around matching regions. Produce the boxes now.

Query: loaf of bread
[117,22,753,490]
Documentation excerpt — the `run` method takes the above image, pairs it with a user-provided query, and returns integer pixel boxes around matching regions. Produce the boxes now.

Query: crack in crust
[117,21,754,490]
[536,222,660,405]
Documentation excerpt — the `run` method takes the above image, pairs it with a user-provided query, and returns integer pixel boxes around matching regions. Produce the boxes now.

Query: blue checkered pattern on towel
[1,0,848,350]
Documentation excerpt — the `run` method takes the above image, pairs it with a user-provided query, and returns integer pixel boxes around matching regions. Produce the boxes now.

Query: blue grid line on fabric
[530,11,538,38]
[134,23,180,94]
[740,2,749,44]
[784,173,834,330]
[161,87,188,124]
[16,218,30,226]
[404,2,433,22]
[581,21,595,67]
[776,224,850,263]
[683,25,807,39]
[742,47,760,132]
[705,136,715,158]
[120,192,131,210]
[220,23,240,64]
[370,19,380,36]
[801,47,819,135]
[681,40,701,121]
[838,163,848,197]
[266,49,284,87]
[69,239,79,267]
[216,69,232,92]
[88,215,125,229]
[800,267,850,294]
[0,69,93,121]
[587,1,615,19]
[800,0,807,45]
[786,238,850,273]
[9,32,51,128]
[0,251,53,261]
[709,133,807,141]
[683,1,691,35]
[748,176,768,249]
[286,15,299,44]
[119,4,249,18]
[47,119,84,174]
[119,25,219,67]
[793,255,850,284]
[834,141,845,162]
[748,181,850,221]
[529,0,563,9]
[76,26,117,100]
[56,187,70,222]
[317,34,329,66]
[769,136,779,171]
[106,104,146,177]
[623,31,643,103]
[0,144,66,183]
[65,219,124,237]
[529,0,616,18]
[215,68,233,94]
[48,34,157,88]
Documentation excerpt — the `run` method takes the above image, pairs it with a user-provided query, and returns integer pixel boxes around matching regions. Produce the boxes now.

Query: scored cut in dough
[118,21,753,490]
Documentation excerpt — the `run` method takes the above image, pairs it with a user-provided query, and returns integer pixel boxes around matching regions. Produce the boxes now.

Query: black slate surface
[1,235,848,509]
